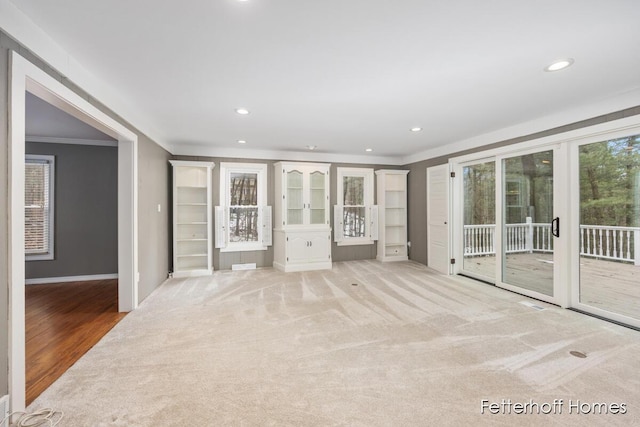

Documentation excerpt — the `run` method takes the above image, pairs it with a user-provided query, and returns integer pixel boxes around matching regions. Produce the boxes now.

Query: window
[25,154,55,260]
[334,167,376,245]
[216,163,271,252]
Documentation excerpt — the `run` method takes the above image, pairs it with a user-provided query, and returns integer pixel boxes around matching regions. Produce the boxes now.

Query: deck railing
[464,219,640,265]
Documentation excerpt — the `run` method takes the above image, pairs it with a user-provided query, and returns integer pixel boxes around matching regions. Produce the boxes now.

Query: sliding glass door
[453,128,640,327]
[498,148,558,302]
[457,149,561,303]
[461,160,496,281]
[574,134,640,323]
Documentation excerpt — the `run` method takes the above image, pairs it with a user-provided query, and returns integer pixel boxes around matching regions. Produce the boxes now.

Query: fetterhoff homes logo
[481,399,627,415]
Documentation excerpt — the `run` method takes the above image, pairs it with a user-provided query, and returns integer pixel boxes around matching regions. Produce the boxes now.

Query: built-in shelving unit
[273,162,332,272]
[170,160,214,277]
[376,169,409,262]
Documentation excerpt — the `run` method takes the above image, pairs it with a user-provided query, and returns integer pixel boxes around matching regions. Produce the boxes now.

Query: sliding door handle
[551,217,560,238]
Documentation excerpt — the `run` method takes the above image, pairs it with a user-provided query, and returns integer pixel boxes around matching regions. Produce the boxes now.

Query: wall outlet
[0,395,10,427]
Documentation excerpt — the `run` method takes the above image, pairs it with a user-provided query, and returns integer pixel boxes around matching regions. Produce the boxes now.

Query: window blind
[25,158,52,255]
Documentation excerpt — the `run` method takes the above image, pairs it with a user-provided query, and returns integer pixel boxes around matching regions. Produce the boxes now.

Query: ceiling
[25,92,115,142]
[9,0,640,163]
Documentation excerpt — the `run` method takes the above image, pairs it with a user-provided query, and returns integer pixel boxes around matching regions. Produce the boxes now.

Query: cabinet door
[287,234,309,264]
[285,168,304,225]
[308,168,328,225]
[308,232,330,263]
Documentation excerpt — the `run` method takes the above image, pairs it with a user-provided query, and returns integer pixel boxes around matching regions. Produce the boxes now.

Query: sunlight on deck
[462,254,639,319]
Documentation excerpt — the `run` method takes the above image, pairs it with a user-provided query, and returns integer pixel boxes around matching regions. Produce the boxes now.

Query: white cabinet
[170,160,214,277]
[273,162,332,272]
[285,231,331,266]
[376,169,409,262]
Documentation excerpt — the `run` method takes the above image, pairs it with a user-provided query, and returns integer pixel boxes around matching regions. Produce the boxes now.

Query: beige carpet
[28,260,640,426]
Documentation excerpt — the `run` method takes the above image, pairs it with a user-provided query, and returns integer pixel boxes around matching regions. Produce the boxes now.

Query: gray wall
[406,106,640,266]
[25,142,118,279]
[0,33,10,397]
[0,31,172,395]
[172,156,400,270]
[137,136,172,301]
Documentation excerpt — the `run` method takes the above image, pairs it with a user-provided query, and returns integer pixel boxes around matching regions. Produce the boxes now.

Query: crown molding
[26,135,118,147]
[172,143,403,165]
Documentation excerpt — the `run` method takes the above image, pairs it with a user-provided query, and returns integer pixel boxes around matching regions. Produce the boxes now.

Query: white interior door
[427,164,450,274]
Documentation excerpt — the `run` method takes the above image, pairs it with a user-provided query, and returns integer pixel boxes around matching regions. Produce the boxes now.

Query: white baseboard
[25,273,118,285]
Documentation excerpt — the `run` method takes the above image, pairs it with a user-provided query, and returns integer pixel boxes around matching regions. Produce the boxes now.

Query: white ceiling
[9,0,640,163]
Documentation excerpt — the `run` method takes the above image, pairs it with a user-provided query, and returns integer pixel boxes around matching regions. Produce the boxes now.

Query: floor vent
[519,301,546,311]
[232,263,257,271]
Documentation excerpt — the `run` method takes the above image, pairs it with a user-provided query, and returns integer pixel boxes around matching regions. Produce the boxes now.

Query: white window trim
[219,162,268,252]
[336,167,375,246]
[25,154,55,261]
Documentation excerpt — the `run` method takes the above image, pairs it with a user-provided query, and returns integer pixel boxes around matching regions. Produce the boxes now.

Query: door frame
[9,51,139,412]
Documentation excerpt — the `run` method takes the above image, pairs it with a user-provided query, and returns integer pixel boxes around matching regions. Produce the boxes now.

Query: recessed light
[306,145,317,151]
[544,58,574,72]
[365,148,373,152]
[410,127,422,132]
[235,108,250,115]
[237,140,247,144]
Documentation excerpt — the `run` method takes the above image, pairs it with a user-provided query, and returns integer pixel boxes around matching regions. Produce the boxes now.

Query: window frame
[25,154,55,261]
[219,162,268,252]
[336,167,375,246]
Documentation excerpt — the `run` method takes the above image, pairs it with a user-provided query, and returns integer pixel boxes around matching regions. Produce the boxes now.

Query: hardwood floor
[26,279,127,406]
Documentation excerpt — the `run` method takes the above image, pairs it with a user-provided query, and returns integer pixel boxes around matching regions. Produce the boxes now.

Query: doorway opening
[9,51,138,412]
[23,91,128,404]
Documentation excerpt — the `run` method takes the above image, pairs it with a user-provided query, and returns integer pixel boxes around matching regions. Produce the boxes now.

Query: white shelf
[376,169,409,262]
[171,160,214,276]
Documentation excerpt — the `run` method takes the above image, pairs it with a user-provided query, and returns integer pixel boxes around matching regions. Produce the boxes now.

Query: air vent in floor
[519,301,546,311]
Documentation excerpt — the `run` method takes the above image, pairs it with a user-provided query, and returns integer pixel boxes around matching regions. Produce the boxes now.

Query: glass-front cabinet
[309,171,327,225]
[274,162,331,272]
[286,170,304,225]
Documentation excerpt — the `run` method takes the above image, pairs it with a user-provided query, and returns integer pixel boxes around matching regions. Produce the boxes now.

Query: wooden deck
[462,253,639,319]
